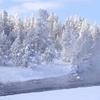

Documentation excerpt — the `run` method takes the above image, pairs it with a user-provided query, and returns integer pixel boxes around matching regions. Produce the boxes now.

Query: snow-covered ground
[0,86,100,100]
[0,64,73,83]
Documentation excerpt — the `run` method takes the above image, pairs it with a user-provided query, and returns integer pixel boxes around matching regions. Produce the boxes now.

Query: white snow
[0,86,100,100]
[0,64,72,83]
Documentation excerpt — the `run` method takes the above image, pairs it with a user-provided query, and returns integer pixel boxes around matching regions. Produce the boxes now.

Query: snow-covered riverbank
[0,64,73,83]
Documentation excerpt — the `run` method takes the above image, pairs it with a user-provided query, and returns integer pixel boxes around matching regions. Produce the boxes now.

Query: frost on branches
[0,10,100,75]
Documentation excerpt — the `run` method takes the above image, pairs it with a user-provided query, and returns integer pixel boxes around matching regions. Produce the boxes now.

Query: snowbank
[0,86,100,100]
[0,64,72,83]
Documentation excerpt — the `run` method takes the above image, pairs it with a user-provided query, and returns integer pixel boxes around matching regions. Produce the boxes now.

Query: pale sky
[0,0,100,24]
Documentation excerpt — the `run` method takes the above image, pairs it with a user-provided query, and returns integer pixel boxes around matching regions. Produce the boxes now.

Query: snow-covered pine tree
[10,15,24,66]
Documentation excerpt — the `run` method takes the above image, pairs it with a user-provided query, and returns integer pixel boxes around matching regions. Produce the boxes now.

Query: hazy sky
[0,0,99,24]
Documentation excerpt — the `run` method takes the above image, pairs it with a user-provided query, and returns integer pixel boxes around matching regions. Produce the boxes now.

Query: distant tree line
[0,9,100,70]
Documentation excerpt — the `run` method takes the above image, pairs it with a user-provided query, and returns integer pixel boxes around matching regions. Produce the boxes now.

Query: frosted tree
[22,31,36,67]
[0,11,13,65]
[10,15,25,66]
[0,32,11,65]
[46,13,62,62]
[23,16,35,36]
[2,11,14,38]
[61,16,84,62]
[72,21,93,69]
[48,13,62,49]
[70,20,100,80]
[31,9,50,64]
[10,36,23,66]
